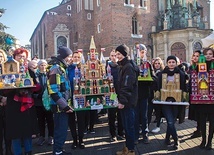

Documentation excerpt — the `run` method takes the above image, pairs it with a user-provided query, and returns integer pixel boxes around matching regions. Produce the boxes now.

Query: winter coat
[4,90,38,139]
[117,57,139,108]
[157,66,187,124]
[47,56,72,113]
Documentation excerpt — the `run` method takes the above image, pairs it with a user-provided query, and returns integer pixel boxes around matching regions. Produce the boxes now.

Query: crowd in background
[0,44,213,155]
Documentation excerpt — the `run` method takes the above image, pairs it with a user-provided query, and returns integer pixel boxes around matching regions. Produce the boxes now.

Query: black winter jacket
[117,57,139,108]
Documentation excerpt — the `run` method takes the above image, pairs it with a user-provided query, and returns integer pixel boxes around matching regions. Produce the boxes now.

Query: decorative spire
[100,48,106,64]
[182,0,186,8]
[167,0,171,10]
[193,0,197,11]
[89,36,96,50]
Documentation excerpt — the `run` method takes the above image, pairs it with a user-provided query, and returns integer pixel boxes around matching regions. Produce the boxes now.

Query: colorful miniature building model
[153,72,188,105]
[73,36,117,110]
[190,53,214,104]
[0,56,34,88]
[160,73,182,102]
[135,44,153,81]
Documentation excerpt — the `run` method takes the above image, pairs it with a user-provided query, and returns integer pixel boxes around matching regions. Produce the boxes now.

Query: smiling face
[192,51,200,64]
[72,52,81,64]
[15,52,27,62]
[204,49,214,61]
[154,59,161,70]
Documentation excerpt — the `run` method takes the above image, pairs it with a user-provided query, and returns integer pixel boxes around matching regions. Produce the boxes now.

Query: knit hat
[166,55,177,63]
[139,44,147,51]
[57,46,73,60]
[37,59,47,66]
[115,44,129,57]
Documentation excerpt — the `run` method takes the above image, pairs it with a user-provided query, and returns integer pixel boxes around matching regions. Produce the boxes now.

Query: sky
[0,0,61,46]
[0,0,214,46]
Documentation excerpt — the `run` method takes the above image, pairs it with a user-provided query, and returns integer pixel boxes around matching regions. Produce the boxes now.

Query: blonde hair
[0,49,7,63]
[153,57,165,70]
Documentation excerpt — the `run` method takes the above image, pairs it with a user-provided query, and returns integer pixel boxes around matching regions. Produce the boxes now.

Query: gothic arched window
[193,42,202,51]
[132,15,138,34]
[57,36,67,47]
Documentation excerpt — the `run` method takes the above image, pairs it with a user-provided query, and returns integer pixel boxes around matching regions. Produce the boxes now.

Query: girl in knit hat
[35,59,54,146]
[154,55,188,150]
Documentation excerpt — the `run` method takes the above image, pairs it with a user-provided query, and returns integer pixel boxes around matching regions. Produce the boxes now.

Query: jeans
[53,112,69,154]
[12,137,32,155]
[120,107,135,150]
[134,98,148,140]
[162,105,178,140]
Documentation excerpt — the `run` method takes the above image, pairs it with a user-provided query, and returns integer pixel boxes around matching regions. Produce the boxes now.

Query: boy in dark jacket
[134,44,156,144]
[115,44,139,155]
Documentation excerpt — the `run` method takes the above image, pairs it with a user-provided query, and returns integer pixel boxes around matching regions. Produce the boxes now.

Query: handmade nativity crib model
[190,53,214,104]
[153,73,189,106]
[72,36,117,110]
[0,56,34,89]
[135,44,153,81]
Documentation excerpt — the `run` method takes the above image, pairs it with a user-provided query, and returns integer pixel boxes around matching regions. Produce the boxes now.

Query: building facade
[30,0,212,62]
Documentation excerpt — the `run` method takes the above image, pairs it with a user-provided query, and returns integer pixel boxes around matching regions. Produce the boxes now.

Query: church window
[57,36,67,47]
[97,23,101,33]
[132,15,138,35]
[67,5,71,10]
[140,0,147,8]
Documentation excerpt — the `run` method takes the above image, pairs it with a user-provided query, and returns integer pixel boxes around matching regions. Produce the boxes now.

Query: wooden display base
[0,85,36,90]
[153,100,189,106]
[73,105,117,111]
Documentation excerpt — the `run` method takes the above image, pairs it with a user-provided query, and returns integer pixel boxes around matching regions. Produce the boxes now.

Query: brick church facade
[30,0,212,62]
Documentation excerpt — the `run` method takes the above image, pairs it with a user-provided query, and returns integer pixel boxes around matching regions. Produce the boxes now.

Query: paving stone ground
[32,109,214,155]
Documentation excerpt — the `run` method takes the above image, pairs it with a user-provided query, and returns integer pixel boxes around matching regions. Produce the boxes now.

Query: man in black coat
[115,44,139,155]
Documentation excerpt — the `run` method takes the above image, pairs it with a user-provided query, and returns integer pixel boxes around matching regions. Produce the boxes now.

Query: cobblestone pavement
[32,113,214,155]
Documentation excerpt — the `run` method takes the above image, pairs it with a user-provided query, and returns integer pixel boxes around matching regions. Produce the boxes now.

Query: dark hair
[203,48,214,56]
[193,50,201,55]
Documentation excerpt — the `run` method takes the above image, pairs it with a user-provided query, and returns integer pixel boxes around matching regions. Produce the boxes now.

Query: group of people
[0,43,213,155]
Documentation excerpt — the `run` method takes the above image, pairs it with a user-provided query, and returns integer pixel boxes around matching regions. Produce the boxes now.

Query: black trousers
[0,107,11,153]
[108,108,123,137]
[85,110,97,131]
[36,106,54,137]
[199,112,214,143]
[68,111,86,140]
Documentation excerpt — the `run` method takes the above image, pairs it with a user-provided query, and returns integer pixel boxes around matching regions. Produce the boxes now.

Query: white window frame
[139,0,147,10]
[87,13,91,20]
[67,5,71,10]
[97,0,100,7]
[97,23,101,33]
[124,0,134,7]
